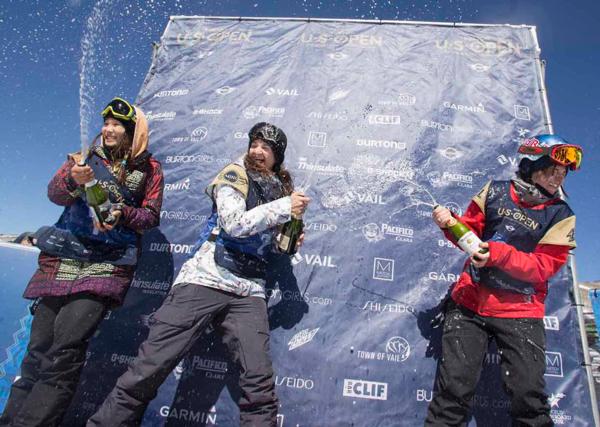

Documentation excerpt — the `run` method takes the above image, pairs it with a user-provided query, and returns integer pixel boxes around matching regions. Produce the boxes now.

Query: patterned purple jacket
[24,149,164,305]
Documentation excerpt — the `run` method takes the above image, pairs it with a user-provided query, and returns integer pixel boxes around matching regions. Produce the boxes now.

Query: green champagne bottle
[277,215,304,255]
[84,179,116,226]
[445,217,488,256]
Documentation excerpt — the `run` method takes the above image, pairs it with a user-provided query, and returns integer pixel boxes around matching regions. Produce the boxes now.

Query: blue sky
[0,0,598,281]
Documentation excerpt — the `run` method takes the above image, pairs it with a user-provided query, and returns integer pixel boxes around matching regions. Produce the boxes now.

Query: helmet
[517,134,582,181]
[248,122,287,169]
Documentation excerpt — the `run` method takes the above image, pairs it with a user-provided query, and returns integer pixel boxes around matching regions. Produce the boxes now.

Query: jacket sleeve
[120,158,164,231]
[486,241,570,283]
[47,159,83,206]
[215,184,291,238]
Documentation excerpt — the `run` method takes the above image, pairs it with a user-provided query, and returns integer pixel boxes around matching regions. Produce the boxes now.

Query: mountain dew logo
[0,311,33,410]
[288,328,320,351]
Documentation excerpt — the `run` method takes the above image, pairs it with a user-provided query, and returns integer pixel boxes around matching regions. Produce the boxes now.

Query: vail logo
[265,87,299,96]
[307,131,327,147]
[373,257,394,281]
[345,191,386,205]
[496,154,518,166]
[292,253,337,268]
[288,328,320,351]
[548,392,565,408]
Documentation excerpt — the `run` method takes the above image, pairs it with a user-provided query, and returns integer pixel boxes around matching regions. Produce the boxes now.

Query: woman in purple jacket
[0,98,163,427]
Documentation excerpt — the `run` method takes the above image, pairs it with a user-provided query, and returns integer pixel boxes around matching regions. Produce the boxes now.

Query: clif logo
[343,379,388,401]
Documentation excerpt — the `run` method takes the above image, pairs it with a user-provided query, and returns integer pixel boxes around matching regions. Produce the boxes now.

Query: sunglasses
[101,98,136,123]
[518,144,582,170]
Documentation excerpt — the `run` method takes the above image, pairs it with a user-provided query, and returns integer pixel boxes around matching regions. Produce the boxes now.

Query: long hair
[244,154,294,196]
[90,132,133,184]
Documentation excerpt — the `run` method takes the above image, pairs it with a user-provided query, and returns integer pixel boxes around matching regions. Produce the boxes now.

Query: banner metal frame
[150,16,599,425]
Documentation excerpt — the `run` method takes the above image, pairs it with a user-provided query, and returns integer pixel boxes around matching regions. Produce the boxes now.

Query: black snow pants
[0,293,109,427]
[425,301,552,427]
[87,283,278,427]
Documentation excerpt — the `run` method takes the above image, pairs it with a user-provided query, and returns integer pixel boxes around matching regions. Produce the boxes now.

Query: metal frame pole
[530,25,600,427]
[169,15,532,30]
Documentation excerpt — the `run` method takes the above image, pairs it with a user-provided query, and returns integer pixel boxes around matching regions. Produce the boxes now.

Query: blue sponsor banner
[1,18,595,426]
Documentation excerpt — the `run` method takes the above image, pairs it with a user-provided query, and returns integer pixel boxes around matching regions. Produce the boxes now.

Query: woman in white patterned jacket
[88,122,310,427]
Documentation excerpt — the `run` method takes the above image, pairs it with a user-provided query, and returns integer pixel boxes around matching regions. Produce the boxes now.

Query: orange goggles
[518,144,583,170]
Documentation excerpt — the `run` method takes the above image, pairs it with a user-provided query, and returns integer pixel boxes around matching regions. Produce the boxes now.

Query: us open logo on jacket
[343,379,388,400]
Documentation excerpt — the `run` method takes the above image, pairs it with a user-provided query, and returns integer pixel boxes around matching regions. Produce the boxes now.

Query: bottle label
[457,231,482,256]
[278,233,292,251]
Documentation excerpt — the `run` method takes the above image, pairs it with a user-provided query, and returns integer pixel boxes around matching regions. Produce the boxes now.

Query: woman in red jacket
[425,134,582,426]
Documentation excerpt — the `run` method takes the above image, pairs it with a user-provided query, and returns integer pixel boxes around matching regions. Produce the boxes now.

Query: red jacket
[446,182,574,319]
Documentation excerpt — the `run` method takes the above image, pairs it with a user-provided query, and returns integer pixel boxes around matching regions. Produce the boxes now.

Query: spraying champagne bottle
[84,179,116,226]
[276,214,303,255]
[434,205,487,256]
